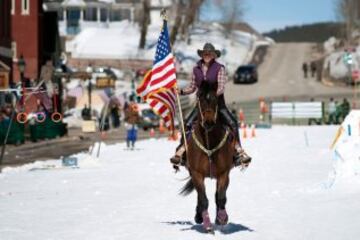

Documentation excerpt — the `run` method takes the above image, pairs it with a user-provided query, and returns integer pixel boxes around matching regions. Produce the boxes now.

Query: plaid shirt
[181,63,227,96]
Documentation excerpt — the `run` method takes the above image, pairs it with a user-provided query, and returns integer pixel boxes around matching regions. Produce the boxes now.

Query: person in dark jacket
[302,62,308,78]
[340,98,350,120]
[170,43,251,167]
[310,61,317,78]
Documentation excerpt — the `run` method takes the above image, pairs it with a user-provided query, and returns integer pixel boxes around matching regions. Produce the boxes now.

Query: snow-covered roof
[66,21,153,60]
[61,0,86,7]
[98,0,115,4]
[150,0,172,7]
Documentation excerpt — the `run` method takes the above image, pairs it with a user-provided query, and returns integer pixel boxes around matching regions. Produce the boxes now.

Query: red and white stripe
[147,88,176,129]
[137,54,177,98]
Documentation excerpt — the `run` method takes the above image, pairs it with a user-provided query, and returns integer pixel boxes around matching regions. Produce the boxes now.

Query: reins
[191,129,229,157]
[197,99,218,129]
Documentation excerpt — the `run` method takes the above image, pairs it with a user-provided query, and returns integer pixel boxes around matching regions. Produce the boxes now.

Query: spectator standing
[334,101,342,124]
[310,61,316,78]
[302,62,308,78]
[340,98,350,120]
[124,97,140,150]
[110,104,121,128]
[327,97,336,124]
[39,59,55,97]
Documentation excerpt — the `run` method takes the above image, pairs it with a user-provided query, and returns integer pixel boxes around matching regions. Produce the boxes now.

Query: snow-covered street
[1,126,360,240]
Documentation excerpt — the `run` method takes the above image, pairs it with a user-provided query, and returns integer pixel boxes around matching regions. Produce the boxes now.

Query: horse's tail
[179,178,195,196]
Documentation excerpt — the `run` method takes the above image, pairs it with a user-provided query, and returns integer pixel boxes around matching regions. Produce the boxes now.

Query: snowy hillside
[66,19,269,74]
[1,126,360,239]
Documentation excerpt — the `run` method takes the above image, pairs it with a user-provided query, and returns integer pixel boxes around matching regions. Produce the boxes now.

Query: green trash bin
[29,116,67,141]
[0,119,25,145]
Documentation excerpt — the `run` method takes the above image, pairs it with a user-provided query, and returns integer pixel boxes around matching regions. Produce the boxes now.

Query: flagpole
[175,88,188,151]
[160,9,188,155]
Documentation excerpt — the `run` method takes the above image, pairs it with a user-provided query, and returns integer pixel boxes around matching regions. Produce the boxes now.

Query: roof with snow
[61,0,86,7]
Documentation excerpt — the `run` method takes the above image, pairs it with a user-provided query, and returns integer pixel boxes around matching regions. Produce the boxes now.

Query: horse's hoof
[194,211,203,224]
[202,210,212,231]
[215,209,228,225]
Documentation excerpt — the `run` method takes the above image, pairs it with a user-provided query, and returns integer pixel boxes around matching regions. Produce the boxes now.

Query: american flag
[136,20,177,130]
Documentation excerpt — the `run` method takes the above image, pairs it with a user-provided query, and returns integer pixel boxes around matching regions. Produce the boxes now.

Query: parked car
[234,65,258,84]
[137,103,160,130]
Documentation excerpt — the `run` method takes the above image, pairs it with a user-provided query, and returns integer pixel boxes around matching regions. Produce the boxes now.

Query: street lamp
[17,55,26,83]
[86,64,93,113]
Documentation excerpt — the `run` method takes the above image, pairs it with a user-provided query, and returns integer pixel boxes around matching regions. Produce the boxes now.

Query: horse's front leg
[215,172,230,225]
[191,171,212,231]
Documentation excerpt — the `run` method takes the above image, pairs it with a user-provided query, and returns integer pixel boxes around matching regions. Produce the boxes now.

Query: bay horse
[180,83,236,233]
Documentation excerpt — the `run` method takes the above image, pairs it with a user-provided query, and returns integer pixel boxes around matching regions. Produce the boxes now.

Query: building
[44,0,143,36]
[0,0,12,87]
[12,0,44,82]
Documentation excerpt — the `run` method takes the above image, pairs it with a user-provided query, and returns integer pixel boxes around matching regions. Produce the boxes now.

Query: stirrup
[234,148,252,167]
[170,155,182,165]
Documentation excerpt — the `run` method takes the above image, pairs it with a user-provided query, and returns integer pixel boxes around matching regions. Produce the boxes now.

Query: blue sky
[200,0,337,33]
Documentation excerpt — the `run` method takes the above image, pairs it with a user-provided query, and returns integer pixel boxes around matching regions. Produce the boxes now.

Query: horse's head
[197,82,218,130]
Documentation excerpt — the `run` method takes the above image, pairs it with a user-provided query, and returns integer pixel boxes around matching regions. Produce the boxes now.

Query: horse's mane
[198,82,217,98]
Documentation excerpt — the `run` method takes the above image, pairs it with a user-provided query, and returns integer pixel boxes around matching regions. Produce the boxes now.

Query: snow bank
[323,39,360,80]
[323,36,338,55]
[331,110,360,185]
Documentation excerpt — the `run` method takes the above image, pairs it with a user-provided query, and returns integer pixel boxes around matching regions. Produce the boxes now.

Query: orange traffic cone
[149,128,155,138]
[168,130,178,141]
[242,123,247,139]
[159,120,165,134]
[172,130,179,141]
[238,108,245,124]
[251,124,256,138]
[101,131,107,140]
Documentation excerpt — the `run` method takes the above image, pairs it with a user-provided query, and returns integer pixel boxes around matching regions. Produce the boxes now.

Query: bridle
[197,97,218,131]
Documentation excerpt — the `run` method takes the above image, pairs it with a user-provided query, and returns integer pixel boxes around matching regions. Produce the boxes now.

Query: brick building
[0,0,12,86]
[12,0,43,82]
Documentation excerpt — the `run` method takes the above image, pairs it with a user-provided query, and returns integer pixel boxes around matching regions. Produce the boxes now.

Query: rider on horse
[170,43,252,167]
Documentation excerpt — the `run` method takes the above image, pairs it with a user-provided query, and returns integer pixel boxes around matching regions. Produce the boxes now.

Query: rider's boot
[170,107,197,167]
[233,142,252,167]
[170,144,186,166]
[219,107,252,167]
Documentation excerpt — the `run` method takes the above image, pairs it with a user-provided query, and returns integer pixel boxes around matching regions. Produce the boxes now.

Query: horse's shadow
[163,221,254,235]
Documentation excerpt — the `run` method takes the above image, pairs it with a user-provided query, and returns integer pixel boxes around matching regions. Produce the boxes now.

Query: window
[21,0,30,15]
[84,8,97,21]
[11,0,15,15]
[11,42,17,60]
[100,8,107,22]
[110,9,122,21]
[58,8,64,21]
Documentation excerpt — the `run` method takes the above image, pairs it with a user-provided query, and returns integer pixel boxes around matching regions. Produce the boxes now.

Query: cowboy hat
[197,43,221,58]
